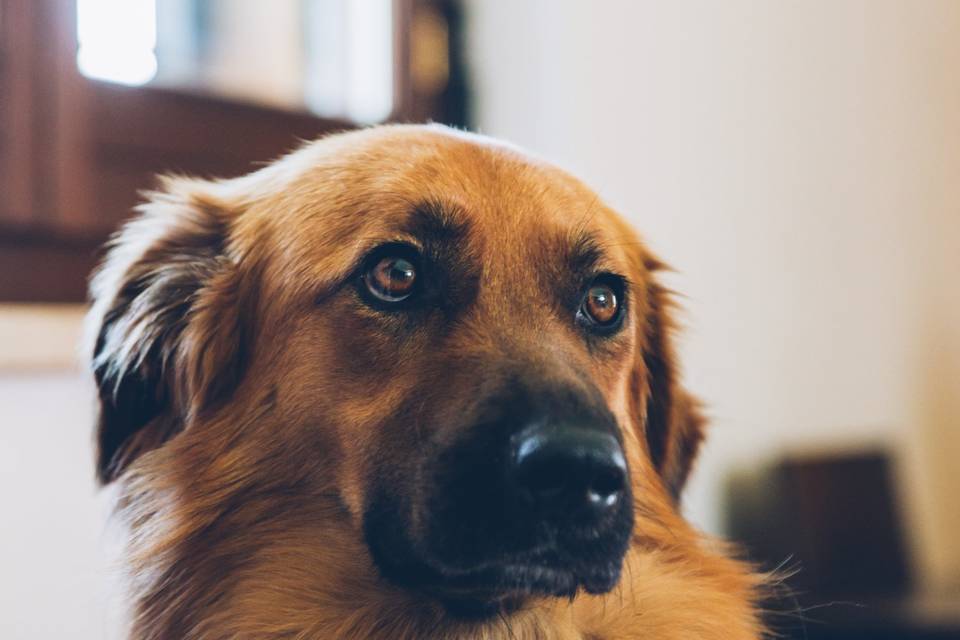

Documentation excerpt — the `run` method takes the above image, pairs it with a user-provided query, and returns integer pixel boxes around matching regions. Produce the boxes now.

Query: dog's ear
[630,256,706,502]
[87,178,248,484]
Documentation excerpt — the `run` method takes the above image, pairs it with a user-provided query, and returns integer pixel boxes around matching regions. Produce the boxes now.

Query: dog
[87,124,763,639]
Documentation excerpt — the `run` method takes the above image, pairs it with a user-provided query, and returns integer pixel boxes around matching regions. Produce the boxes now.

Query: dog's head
[89,125,704,616]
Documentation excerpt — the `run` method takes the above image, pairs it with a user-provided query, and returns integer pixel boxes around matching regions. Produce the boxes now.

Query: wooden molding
[0,232,102,303]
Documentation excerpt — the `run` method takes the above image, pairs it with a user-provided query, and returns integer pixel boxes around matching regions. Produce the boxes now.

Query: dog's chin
[424,564,620,618]
[384,555,625,619]
[364,518,626,619]
[429,558,625,617]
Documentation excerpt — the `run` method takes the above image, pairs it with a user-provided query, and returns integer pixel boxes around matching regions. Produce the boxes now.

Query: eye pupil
[367,255,417,301]
[383,258,415,286]
[583,283,620,326]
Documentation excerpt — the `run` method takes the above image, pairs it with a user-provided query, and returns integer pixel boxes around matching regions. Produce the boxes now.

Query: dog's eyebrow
[566,231,605,277]
[402,200,470,246]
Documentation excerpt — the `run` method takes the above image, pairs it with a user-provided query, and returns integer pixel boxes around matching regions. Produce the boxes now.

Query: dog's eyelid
[584,271,628,293]
[344,239,421,277]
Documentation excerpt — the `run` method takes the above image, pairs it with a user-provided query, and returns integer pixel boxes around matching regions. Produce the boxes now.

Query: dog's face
[89,125,704,618]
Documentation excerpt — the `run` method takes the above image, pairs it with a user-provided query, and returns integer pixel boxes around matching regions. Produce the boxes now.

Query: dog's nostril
[512,425,627,518]
[588,467,626,507]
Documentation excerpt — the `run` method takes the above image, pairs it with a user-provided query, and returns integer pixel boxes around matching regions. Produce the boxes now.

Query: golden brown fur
[87,124,764,639]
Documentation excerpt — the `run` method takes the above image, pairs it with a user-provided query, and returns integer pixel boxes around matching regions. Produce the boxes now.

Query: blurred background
[1,1,958,638]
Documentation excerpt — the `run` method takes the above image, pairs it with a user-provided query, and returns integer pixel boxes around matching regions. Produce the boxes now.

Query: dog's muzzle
[361,381,635,613]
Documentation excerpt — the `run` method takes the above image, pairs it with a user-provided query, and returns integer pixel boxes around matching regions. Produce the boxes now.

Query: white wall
[0,373,114,639]
[466,0,960,592]
[0,307,116,639]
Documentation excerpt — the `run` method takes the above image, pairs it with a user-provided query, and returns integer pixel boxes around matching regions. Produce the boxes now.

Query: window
[77,0,395,123]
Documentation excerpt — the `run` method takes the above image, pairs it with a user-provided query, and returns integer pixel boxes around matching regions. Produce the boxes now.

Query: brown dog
[87,124,763,639]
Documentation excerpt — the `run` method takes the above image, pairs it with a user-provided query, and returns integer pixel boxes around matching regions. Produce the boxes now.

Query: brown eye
[365,254,418,302]
[581,280,622,328]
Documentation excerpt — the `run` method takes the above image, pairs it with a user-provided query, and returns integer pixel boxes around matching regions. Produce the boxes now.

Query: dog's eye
[578,276,624,330]
[584,284,619,324]
[363,252,418,302]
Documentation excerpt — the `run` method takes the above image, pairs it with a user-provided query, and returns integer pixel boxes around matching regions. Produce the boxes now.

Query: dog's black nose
[511,424,627,519]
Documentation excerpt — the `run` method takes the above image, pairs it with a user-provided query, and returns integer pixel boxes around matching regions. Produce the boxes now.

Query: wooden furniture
[0,0,465,302]
[726,450,960,639]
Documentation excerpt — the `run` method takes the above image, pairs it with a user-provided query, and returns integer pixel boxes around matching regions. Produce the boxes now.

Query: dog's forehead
[284,127,623,248]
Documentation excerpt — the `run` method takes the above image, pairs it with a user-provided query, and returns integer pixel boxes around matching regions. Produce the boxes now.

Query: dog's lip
[428,556,623,603]
[427,560,623,619]
[414,529,628,606]
[427,565,577,617]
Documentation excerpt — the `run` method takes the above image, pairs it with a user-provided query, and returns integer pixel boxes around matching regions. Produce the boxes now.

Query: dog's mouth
[364,498,629,618]
[386,551,625,620]
[425,558,622,617]
[438,549,624,604]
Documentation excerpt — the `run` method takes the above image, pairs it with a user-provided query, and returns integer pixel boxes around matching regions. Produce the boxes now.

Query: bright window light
[77,0,158,86]
[304,0,394,122]
[345,0,394,123]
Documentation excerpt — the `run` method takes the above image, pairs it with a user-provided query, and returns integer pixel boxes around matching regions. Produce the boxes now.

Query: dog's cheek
[274,317,422,524]
[609,362,646,472]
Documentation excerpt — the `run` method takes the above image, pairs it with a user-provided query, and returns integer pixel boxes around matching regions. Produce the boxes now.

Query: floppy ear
[634,259,706,502]
[87,179,248,484]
